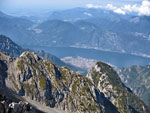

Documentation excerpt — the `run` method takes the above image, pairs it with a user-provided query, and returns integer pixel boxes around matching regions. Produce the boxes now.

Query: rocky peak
[19,51,41,64]
[87,61,123,91]
[87,61,150,113]
[88,61,123,104]
[20,51,40,59]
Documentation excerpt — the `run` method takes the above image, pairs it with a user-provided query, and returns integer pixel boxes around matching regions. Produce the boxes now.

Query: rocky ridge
[0,51,150,113]
[0,51,120,113]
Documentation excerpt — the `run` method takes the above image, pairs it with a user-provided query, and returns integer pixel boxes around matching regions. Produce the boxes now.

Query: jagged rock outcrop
[87,61,150,113]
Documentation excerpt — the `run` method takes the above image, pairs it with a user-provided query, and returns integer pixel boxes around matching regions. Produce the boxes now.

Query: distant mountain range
[0,8,150,57]
[48,8,130,22]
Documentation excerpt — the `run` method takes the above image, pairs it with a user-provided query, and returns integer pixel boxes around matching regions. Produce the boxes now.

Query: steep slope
[87,61,150,113]
[0,51,119,113]
[118,65,150,106]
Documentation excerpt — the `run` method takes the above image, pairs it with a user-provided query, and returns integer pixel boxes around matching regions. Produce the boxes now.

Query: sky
[0,0,149,16]
[0,0,143,9]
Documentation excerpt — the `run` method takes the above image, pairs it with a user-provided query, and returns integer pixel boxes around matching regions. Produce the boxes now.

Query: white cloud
[114,8,126,15]
[122,0,150,16]
[138,0,150,16]
[86,3,117,10]
[86,4,102,8]
[86,0,150,16]
[122,4,139,12]
[86,3,125,15]
[105,4,117,10]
